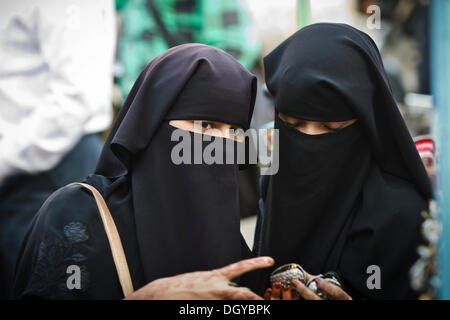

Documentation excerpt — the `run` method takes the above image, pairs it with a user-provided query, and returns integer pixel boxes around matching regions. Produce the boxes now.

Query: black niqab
[13,44,259,299]
[95,44,257,283]
[257,24,432,299]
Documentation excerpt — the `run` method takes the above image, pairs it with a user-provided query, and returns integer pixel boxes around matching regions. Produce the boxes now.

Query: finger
[271,282,282,300]
[218,257,274,280]
[226,287,264,300]
[263,288,272,300]
[304,271,314,282]
[282,287,292,300]
[292,290,300,300]
[316,278,352,300]
[291,280,321,300]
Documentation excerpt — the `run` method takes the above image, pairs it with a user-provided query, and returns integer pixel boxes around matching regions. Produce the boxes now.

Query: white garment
[0,0,115,183]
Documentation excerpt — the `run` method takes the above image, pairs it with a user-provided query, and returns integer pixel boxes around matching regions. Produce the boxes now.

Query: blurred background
[0,0,447,300]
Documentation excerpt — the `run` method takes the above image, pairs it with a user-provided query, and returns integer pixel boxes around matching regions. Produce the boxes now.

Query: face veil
[94,44,257,283]
[257,24,432,299]
[265,115,371,270]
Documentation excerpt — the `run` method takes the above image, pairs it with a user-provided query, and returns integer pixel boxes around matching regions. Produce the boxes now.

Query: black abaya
[255,24,432,299]
[13,44,257,299]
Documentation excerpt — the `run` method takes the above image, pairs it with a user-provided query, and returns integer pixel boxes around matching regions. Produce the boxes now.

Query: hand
[264,271,352,300]
[263,282,300,300]
[125,256,274,300]
[291,277,352,300]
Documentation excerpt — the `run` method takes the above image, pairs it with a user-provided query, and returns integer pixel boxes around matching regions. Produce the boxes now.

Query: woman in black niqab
[13,44,258,299]
[256,23,432,299]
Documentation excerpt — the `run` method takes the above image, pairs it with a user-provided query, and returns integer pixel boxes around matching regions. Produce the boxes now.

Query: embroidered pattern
[29,221,91,298]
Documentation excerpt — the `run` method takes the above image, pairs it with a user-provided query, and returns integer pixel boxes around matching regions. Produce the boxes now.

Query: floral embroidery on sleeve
[29,222,91,298]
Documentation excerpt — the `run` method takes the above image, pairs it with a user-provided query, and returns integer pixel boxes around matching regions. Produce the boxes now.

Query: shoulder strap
[68,182,134,297]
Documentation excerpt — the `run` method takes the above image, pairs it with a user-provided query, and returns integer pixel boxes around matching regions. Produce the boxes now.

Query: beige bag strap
[68,182,134,297]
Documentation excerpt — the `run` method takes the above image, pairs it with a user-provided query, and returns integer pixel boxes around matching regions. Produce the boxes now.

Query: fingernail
[291,280,298,288]
[263,257,274,264]
[274,282,282,289]
[316,278,323,286]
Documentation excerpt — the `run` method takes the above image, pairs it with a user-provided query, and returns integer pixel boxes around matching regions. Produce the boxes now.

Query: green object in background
[116,0,261,97]
[297,0,310,28]
[432,0,450,300]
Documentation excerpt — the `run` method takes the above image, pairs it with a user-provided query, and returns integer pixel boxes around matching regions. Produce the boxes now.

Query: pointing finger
[227,287,264,300]
[218,257,274,280]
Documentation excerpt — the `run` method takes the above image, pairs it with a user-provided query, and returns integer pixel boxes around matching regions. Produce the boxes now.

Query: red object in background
[360,0,378,14]
[414,135,438,192]
[414,135,435,167]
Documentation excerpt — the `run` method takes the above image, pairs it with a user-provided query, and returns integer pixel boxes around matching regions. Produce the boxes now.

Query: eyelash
[285,121,340,132]
[323,124,339,132]
[200,121,240,132]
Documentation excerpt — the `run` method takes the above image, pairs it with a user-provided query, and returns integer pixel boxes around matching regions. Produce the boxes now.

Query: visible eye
[200,121,213,130]
[323,121,355,132]
[322,123,340,133]
[286,121,299,128]
[280,117,301,128]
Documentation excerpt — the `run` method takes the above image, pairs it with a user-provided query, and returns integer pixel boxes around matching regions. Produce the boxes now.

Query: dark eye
[322,124,339,132]
[281,118,299,128]
[201,121,213,130]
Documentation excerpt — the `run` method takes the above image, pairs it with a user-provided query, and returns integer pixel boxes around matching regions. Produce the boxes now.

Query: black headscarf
[257,24,432,299]
[95,44,257,283]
